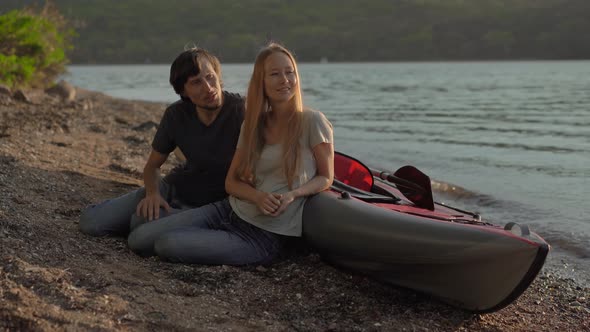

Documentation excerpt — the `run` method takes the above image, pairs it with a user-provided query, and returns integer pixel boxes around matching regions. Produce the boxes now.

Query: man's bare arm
[136,150,170,221]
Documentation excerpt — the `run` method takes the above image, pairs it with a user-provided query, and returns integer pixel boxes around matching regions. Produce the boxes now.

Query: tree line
[1,0,589,64]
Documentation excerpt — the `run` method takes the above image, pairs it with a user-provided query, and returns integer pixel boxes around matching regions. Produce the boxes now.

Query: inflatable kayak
[303,152,549,313]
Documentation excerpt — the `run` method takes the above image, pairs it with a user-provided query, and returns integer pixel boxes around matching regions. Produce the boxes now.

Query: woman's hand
[271,191,296,216]
[256,192,283,215]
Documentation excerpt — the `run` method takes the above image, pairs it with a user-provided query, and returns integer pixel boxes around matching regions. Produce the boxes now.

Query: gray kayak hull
[303,191,549,312]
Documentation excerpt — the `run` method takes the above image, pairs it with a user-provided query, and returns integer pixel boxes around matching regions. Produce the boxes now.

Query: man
[80,47,244,237]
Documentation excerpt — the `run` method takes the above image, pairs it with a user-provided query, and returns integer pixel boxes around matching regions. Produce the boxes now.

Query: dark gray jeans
[80,186,284,265]
[79,179,187,236]
[127,199,285,265]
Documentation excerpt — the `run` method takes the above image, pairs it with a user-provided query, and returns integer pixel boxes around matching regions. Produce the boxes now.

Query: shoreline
[30,82,590,285]
[65,59,590,66]
[0,86,588,331]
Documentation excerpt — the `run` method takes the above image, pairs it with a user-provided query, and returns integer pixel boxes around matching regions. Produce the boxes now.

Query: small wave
[329,110,587,124]
[419,138,586,154]
[431,180,479,199]
[335,124,435,136]
[379,85,413,92]
[432,176,571,213]
[464,85,546,92]
[431,179,508,209]
[495,118,590,127]
[302,87,325,97]
[543,234,590,259]
[464,126,589,140]
[333,124,588,155]
[466,85,501,92]
[378,85,449,93]
[452,157,590,178]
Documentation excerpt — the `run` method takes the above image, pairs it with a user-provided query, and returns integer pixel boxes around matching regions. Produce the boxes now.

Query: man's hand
[139,149,170,221]
[136,193,171,221]
[256,192,283,216]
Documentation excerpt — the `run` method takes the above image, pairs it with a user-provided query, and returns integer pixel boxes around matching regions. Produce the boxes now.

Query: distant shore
[0,86,588,331]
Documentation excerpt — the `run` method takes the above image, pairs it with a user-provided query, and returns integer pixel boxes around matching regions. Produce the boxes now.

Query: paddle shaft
[370,166,481,218]
[369,168,428,195]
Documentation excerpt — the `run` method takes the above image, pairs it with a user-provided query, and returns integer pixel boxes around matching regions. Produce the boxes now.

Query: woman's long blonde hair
[238,43,304,189]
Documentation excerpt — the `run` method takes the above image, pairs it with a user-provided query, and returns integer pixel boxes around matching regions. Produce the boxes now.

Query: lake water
[64,61,590,284]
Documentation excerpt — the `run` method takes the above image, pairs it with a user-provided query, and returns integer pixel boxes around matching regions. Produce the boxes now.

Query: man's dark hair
[169,47,222,102]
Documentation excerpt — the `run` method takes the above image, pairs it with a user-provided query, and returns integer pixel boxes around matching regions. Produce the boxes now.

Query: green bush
[0,2,74,88]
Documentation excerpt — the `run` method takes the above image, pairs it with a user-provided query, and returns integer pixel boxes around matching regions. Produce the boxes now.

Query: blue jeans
[79,179,188,236]
[127,199,285,266]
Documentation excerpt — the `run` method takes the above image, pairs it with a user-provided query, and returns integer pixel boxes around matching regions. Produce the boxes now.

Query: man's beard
[195,94,223,111]
[197,103,222,111]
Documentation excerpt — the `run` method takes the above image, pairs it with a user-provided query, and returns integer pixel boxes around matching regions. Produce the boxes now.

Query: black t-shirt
[152,91,244,206]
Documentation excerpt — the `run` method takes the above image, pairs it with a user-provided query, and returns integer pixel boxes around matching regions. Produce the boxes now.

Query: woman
[128,43,333,265]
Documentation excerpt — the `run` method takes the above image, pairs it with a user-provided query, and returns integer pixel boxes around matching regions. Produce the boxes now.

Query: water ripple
[416,138,587,153]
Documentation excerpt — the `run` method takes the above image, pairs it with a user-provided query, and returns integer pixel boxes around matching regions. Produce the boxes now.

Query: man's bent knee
[129,213,147,232]
[78,205,104,236]
[154,234,182,262]
[127,226,155,257]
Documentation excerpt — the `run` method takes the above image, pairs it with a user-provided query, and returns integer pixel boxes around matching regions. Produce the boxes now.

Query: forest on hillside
[1,0,589,63]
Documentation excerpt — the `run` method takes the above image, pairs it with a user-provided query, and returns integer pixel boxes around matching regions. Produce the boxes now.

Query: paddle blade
[334,152,374,192]
[394,166,435,210]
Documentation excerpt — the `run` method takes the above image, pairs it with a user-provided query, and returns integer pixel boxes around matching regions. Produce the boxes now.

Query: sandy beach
[0,87,588,331]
